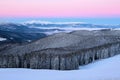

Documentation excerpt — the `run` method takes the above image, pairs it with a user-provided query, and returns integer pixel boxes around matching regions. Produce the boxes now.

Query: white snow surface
[0,37,6,41]
[0,55,120,80]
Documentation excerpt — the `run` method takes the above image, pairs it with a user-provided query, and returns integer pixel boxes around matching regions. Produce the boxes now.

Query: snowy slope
[0,55,120,80]
[0,37,6,41]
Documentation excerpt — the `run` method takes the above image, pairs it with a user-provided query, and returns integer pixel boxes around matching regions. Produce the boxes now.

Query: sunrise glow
[0,0,120,18]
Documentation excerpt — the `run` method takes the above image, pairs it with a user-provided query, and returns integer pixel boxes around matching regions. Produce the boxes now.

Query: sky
[0,0,120,24]
[0,0,120,17]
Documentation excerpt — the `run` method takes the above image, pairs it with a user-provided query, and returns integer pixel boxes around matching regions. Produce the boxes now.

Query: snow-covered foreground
[0,55,120,80]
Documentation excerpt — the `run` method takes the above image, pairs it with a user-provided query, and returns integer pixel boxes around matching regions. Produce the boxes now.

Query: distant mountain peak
[23,20,86,25]
[24,20,52,25]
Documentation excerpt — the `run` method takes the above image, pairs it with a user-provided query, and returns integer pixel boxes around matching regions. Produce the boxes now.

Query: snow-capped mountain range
[0,21,120,44]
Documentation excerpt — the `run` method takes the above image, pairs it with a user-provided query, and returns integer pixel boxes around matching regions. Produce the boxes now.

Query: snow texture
[0,37,6,41]
[0,54,120,80]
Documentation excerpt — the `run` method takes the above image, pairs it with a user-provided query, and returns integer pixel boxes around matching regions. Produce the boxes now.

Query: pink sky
[0,0,120,17]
